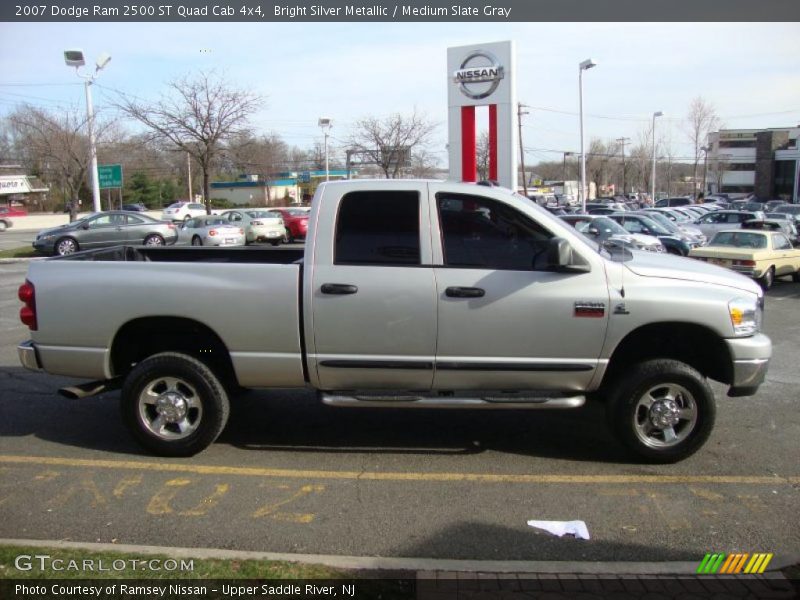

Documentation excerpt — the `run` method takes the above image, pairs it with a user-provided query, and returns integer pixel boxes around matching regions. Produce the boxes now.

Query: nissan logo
[453,51,504,100]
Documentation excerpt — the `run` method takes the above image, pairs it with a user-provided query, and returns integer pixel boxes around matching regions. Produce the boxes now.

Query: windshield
[167,202,185,209]
[708,231,767,248]
[641,212,681,234]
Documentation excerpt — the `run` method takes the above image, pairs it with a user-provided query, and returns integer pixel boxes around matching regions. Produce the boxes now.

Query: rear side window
[334,191,420,265]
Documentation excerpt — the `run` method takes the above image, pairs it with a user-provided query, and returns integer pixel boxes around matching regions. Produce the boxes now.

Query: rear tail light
[167,223,175,230]
[733,260,756,267]
[209,229,217,236]
[18,279,37,330]
[239,228,244,235]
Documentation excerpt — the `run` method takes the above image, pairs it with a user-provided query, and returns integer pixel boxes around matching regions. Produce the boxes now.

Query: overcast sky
[1,22,799,167]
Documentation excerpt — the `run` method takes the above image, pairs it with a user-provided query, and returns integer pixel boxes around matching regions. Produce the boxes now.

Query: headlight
[728,297,761,336]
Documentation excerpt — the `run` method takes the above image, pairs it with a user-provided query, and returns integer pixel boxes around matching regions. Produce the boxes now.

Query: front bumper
[725,333,771,397]
[18,340,42,371]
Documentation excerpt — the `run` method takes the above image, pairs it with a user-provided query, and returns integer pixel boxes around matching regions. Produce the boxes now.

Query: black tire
[144,234,164,246]
[758,267,774,291]
[284,228,293,244]
[191,236,203,246]
[120,352,230,457]
[270,240,280,246]
[55,236,79,256]
[0,220,7,232]
[606,359,716,464]
[792,270,800,283]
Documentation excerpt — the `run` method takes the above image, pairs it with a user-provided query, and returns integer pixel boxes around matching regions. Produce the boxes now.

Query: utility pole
[517,103,529,196]
[616,136,629,196]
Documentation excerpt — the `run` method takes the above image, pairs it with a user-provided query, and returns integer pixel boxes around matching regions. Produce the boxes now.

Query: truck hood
[624,251,762,294]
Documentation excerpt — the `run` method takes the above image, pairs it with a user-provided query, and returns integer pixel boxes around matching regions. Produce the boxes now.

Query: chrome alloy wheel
[632,383,698,448]
[138,376,203,440]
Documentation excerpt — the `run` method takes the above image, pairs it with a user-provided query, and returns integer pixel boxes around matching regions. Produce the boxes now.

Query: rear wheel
[0,221,7,232]
[758,267,774,291]
[792,270,800,283]
[144,234,164,246]
[120,352,230,456]
[191,236,202,246]
[55,237,79,256]
[606,359,715,463]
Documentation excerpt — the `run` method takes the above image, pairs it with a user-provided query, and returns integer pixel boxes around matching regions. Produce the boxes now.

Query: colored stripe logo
[697,553,773,574]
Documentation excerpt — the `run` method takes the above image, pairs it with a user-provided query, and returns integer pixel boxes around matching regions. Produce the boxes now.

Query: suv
[161,201,208,222]
[655,197,693,208]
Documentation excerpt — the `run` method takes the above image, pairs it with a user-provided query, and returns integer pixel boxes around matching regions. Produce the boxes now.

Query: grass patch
[0,246,39,259]
[0,545,346,580]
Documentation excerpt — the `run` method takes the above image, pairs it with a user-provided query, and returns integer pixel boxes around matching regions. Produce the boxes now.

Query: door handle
[445,286,485,298]
[321,283,358,295]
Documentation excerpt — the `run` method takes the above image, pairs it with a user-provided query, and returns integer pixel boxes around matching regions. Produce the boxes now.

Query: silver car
[177,216,245,247]
[33,211,178,256]
[219,209,285,245]
[693,210,766,239]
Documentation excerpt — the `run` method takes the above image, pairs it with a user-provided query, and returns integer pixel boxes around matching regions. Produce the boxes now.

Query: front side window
[437,193,553,270]
[87,215,115,228]
[334,191,420,265]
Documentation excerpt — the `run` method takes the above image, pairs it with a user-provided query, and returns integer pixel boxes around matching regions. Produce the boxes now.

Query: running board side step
[320,394,585,409]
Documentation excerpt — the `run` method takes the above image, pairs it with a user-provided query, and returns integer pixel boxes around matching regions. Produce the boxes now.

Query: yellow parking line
[0,455,797,485]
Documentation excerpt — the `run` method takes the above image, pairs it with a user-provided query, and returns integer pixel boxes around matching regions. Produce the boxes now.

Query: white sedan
[219,209,285,245]
[177,216,245,247]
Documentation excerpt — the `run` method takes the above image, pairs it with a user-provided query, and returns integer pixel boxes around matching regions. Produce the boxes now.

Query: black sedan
[33,211,178,256]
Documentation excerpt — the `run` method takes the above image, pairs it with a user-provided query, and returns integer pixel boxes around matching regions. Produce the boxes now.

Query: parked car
[269,207,310,242]
[765,200,788,212]
[177,215,245,247]
[631,210,706,247]
[528,194,558,208]
[33,211,178,256]
[772,204,800,227]
[642,208,706,243]
[654,197,692,207]
[122,203,148,212]
[607,213,691,255]
[559,214,664,252]
[219,209,285,245]
[17,179,772,463]
[0,205,28,217]
[742,218,799,247]
[161,201,208,222]
[689,229,800,289]
[693,210,766,239]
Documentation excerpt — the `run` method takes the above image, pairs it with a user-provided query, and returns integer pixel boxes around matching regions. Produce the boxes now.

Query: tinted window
[125,215,145,225]
[334,191,420,265]
[438,193,552,271]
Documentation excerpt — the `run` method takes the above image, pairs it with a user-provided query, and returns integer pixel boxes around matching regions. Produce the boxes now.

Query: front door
[310,187,437,390]
[430,187,610,391]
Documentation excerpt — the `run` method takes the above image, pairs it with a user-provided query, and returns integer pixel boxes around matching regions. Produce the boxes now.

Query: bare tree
[684,97,719,199]
[408,148,439,179]
[6,104,109,209]
[585,139,620,195]
[116,71,263,212]
[349,109,437,178]
[476,132,490,180]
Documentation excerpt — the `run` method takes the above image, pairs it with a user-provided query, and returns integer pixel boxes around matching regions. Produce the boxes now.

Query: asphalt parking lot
[0,259,798,567]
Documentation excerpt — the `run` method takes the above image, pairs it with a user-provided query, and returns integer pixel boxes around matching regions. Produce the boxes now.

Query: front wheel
[759,267,774,291]
[55,237,79,256]
[606,359,715,463]
[120,352,230,456]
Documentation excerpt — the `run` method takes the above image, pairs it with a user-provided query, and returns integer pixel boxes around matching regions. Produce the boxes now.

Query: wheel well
[603,323,733,387]
[110,317,238,388]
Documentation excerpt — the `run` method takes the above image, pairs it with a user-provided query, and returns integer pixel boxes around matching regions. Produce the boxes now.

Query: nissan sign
[453,51,504,100]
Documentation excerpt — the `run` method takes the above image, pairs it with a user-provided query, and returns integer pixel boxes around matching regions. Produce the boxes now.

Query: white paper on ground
[526,519,590,540]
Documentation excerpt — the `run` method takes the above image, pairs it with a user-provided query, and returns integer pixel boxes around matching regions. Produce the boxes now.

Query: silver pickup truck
[17,180,772,462]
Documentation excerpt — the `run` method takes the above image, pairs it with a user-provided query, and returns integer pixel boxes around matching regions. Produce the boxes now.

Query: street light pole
[701,145,710,199]
[64,49,111,214]
[578,59,596,212]
[562,151,573,181]
[616,136,629,196]
[318,117,332,181]
[650,111,663,205]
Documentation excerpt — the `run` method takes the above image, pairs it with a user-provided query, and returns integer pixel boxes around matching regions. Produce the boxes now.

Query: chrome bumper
[18,340,42,371]
[725,334,771,396]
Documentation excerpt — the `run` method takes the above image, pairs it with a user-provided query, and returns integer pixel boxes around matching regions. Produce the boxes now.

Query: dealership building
[707,127,799,201]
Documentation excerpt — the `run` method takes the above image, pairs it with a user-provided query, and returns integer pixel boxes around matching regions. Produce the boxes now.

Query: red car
[0,205,28,217]
[269,207,309,242]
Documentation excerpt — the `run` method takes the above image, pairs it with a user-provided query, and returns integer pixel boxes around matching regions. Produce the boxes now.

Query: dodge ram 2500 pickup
[17,180,772,462]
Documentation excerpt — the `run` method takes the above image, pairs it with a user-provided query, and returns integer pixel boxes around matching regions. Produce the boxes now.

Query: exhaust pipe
[58,378,122,400]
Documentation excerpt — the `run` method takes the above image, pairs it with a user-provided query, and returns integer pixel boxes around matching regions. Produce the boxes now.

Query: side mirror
[586,227,599,236]
[81,224,90,230]
[546,237,591,273]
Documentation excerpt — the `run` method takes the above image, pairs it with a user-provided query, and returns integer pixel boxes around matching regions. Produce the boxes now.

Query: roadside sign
[98,164,123,189]
[300,171,311,183]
